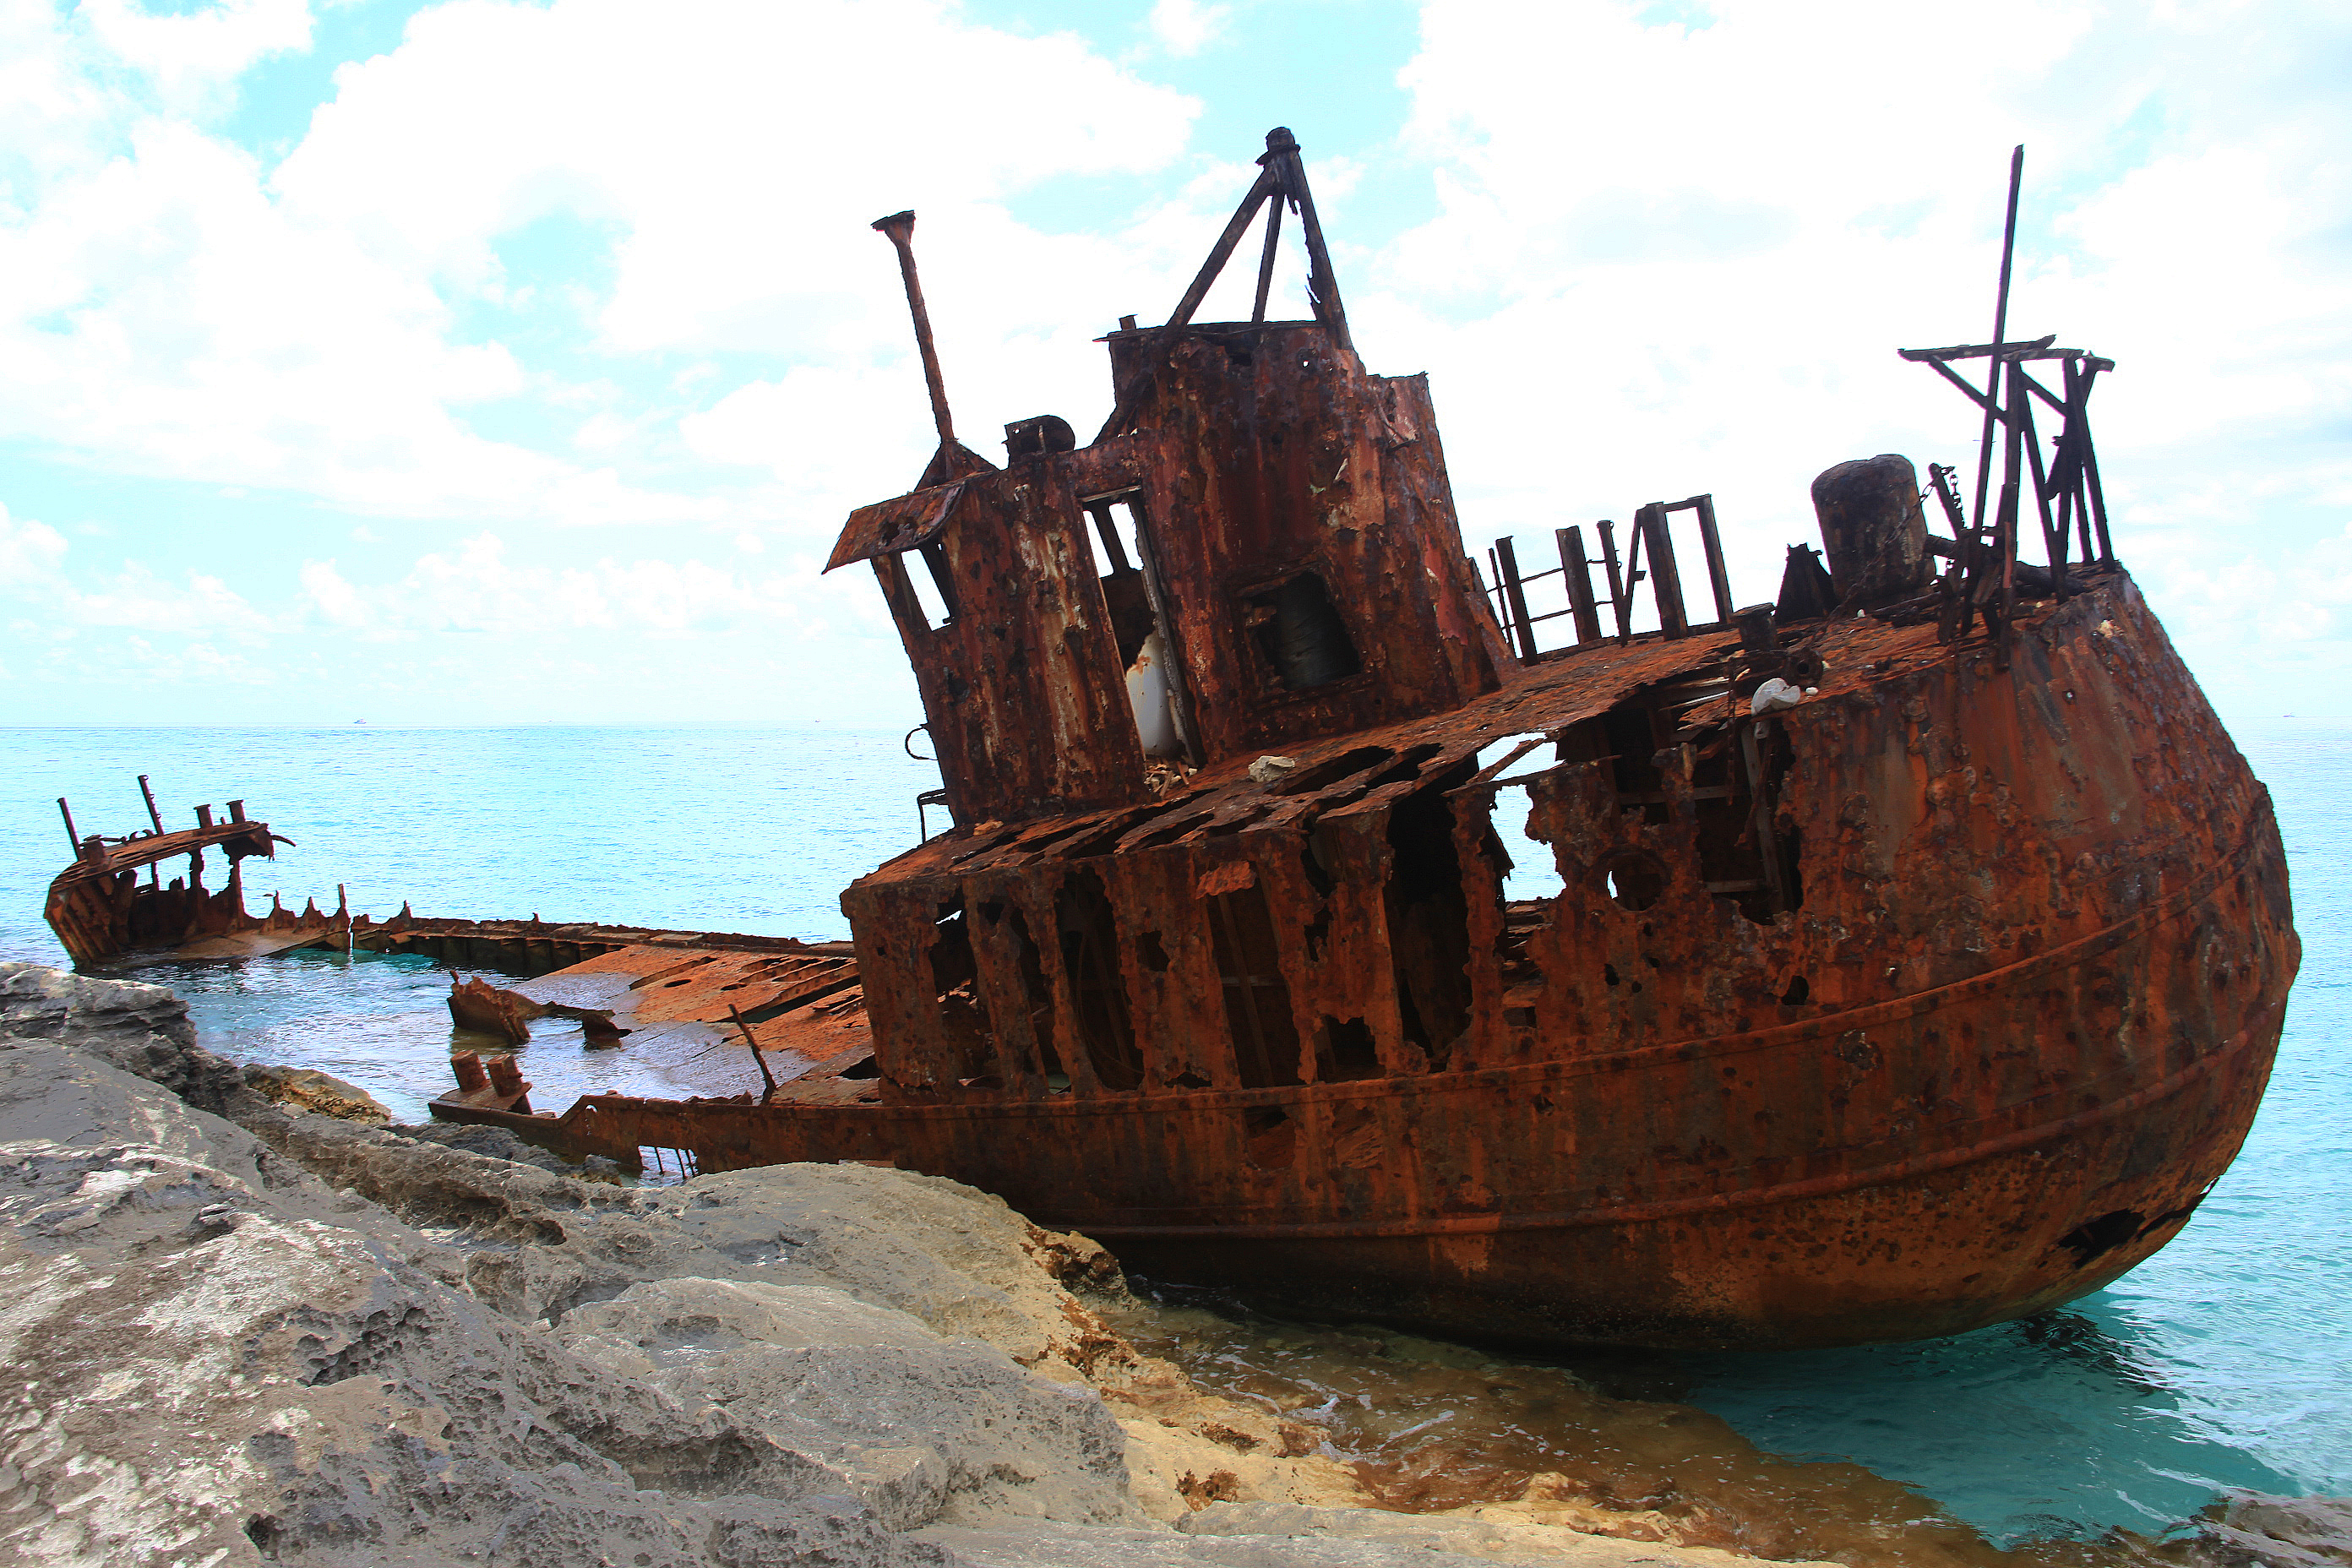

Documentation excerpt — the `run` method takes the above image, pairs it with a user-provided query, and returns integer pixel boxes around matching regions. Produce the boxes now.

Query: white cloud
[0,500,273,642]
[0,504,68,582]
[1149,0,1230,57]
[67,561,275,642]
[1368,0,2352,671]
[8,0,2347,721]
[270,0,1200,357]
[76,0,313,116]
[297,533,850,640]
[0,0,1205,534]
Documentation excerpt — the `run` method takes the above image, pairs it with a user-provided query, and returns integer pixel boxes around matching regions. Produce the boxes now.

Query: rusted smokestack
[1811,455,1933,607]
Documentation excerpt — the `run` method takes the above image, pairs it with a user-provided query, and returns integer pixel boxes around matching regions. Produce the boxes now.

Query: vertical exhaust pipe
[871,210,960,465]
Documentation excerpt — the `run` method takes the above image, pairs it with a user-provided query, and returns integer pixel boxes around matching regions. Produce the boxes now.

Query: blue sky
[3,0,2348,726]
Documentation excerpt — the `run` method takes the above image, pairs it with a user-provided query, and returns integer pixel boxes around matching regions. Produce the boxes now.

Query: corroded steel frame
[460,574,2296,1349]
[424,133,2294,1351]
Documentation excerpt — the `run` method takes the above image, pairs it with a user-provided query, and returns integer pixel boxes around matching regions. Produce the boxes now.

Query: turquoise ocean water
[1,721,2344,1544]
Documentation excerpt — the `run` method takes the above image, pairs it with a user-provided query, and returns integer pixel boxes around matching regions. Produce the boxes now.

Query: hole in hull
[1207,885,1302,1087]
[2056,1209,2145,1266]
[1057,869,1141,1091]
[1384,768,1475,1071]
[1315,1016,1382,1081]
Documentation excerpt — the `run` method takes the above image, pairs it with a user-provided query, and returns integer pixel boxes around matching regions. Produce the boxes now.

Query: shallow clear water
[2,720,2344,1545]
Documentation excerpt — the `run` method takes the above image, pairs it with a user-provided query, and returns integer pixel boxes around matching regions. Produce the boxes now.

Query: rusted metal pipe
[1261,127,1351,351]
[1251,184,1283,324]
[1494,536,1539,662]
[1168,167,1279,333]
[137,775,163,835]
[1970,145,2026,539]
[1097,168,1279,440]
[1598,520,1630,641]
[1690,495,1735,624]
[732,1004,781,1102]
[871,210,959,456]
[2012,367,2067,592]
[1559,526,1603,644]
[1639,504,1690,639]
[56,798,79,857]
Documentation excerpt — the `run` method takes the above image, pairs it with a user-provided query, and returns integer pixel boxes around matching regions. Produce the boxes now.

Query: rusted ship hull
[424,133,2294,1350]
[449,574,2295,1349]
[41,794,345,966]
[1106,955,2282,1349]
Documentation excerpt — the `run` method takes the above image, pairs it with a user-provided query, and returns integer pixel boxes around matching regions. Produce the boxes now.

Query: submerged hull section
[480,572,2296,1349]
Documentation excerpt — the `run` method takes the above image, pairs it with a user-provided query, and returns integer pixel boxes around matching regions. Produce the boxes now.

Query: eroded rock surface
[0,1043,915,1566]
[560,1277,1138,1528]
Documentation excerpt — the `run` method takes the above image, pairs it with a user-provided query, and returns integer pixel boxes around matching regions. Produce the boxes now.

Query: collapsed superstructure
[411,128,2295,1350]
[42,782,337,965]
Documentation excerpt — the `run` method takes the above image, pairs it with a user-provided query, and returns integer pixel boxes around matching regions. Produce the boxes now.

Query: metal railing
[1481,493,1737,662]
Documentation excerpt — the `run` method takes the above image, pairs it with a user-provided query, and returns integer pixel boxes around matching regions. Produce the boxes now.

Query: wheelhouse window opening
[891,547,956,633]
[1382,765,1478,1072]
[1241,570,1360,693]
[1054,870,1142,1091]
[1087,499,1147,584]
[1077,489,1193,761]
[1475,735,1567,904]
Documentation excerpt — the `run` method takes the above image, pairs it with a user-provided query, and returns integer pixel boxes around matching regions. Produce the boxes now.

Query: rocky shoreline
[2,961,2343,1568]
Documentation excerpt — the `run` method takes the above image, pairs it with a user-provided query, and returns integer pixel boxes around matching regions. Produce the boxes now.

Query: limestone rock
[392,1113,605,1175]
[0,1134,931,1567]
[559,1277,1141,1529]
[2111,1490,2352,1568]
[0,961,239,1109]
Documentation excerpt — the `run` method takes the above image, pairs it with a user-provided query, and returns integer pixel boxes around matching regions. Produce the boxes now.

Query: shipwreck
[408,130,2292,1349]
[42,783,341,966]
